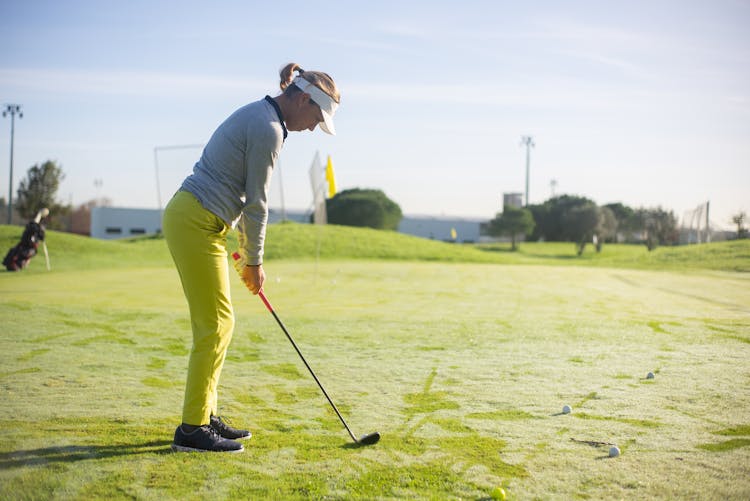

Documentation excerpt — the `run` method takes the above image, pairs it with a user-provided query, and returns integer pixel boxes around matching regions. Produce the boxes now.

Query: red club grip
[233,252,270,308]
[258,290,273,313]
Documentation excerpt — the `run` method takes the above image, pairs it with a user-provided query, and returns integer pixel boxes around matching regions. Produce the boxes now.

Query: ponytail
[278,62,340,104]
[279,63,305,91]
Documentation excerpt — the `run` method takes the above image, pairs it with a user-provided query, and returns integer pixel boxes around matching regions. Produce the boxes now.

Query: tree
[595,206,618,252]
[603,202,636,242]
[526,203,548,241]
[527,195,596,241]
[634,207,678,251]
[487,206,535,251]
[15,161,66,220]
[731,211,747,239]
[562,203,599,255]
[325,188,402,230]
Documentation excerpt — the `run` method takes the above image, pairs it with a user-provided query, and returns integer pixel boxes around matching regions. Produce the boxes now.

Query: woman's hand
[241,264,265,295]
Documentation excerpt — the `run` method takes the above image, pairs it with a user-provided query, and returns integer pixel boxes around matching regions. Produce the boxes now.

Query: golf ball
[647,372,655,379]
[562,405,572,414]
[609,446,621,457]
[490,486,506,500]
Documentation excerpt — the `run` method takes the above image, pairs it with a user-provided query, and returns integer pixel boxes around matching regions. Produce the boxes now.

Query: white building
[503,192,523,209]
[90,206,489,243]
[90,207,163,240]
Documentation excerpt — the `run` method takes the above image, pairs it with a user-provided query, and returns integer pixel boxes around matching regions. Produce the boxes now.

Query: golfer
[163,63,340,453]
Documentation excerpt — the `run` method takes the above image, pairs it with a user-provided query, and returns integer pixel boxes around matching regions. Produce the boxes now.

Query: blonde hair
[279,62,340,104]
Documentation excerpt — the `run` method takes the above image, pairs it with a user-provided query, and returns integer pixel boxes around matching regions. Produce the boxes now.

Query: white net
[681,201,710,244]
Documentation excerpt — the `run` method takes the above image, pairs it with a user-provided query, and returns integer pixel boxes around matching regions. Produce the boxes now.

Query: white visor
[293,76,338,135]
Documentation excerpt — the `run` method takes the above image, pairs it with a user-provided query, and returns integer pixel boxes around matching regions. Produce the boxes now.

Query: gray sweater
[181,97,285,265]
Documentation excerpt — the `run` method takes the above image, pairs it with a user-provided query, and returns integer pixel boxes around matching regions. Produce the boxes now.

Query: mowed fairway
[1,231,749,499]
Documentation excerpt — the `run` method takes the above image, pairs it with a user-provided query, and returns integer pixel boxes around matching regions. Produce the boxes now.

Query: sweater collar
[264,95,288,141]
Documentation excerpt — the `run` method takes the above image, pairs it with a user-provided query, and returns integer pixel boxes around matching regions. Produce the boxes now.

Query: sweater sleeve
[237,126,281,266]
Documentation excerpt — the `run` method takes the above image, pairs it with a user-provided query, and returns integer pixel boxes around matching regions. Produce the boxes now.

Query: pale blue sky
[1,0,748,229]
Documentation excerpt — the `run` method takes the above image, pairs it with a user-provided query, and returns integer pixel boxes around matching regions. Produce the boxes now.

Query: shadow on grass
[473,245,517,254]
[341,442,367,450]
[475,245,583,260]
[0,440,172,469]
[340,433,381,449]
[523,252,586,260]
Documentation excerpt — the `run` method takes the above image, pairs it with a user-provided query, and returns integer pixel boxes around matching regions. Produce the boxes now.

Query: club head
[357,432,380,446]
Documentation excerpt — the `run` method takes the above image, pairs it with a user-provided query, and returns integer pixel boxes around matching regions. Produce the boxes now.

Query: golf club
[37,208,50,271]
[254,288,380,446]
[42,242,50,271]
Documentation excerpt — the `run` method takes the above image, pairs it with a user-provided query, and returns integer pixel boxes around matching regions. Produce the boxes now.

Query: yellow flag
[451,228,457,240]
[325,155,337,198]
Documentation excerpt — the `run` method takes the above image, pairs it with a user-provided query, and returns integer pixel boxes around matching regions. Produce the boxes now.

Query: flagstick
[308,151,336,288]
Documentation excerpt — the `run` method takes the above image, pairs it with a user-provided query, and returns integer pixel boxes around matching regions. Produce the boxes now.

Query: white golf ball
[609,446,621,457]
[562,405,572,414]
[646,372,655,379]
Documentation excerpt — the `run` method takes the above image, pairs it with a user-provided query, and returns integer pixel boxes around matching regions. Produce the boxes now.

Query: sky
[1,0,748,230]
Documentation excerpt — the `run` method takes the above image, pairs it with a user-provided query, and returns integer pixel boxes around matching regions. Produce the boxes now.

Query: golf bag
[3,219,46,271]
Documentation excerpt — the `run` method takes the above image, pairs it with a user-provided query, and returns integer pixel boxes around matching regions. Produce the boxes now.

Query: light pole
[3,104,23,224]
[520,135,534,207]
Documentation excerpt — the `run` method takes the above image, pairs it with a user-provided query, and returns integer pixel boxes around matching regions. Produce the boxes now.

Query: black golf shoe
[210,415,252,440]
[171,424,244,453]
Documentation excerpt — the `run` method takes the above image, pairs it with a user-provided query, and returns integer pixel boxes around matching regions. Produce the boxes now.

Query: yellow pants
[162,190,234,426]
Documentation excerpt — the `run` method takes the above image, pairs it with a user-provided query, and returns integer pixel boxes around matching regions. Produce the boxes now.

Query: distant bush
[487,206,535,251]
[325,188,402,230]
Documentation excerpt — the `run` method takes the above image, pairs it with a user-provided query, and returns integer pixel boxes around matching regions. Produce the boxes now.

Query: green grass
[2,223,749,271]
[0,224,749,499]
[475,237,750,271]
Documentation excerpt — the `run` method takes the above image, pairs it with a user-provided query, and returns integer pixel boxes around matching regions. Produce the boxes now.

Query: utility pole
[520,135,534,207]
[3,104,23,224]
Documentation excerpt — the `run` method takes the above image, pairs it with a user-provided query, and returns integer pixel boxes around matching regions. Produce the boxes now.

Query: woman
[163,63,340,453]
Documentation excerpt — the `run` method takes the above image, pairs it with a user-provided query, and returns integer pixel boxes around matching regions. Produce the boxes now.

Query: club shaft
[42,242,50,271]
[259,291,358,443]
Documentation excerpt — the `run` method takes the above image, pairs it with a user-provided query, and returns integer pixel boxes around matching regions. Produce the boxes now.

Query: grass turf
[0,225,749,499]
[2,223,749,272]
